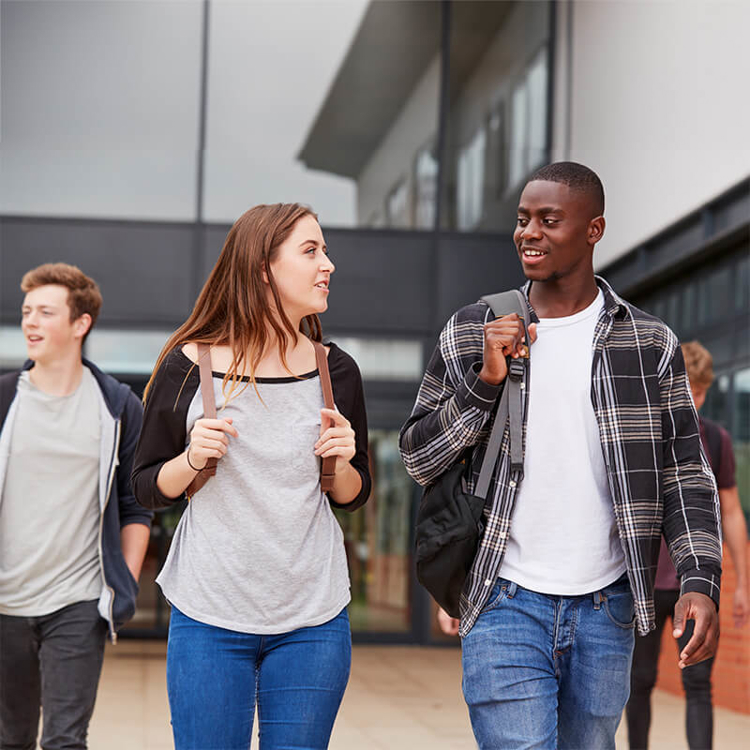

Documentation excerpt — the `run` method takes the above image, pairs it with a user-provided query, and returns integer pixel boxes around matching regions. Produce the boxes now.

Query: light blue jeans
[166,606,351,750]
[462,575,636,750]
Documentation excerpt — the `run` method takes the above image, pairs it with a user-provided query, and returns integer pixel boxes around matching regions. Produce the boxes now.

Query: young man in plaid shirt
[400,162,721,749]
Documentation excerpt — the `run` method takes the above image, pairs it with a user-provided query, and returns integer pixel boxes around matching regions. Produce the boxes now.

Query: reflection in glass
[296,2,440,230]
[682,282,697,333]
[509,82,528,189]
[737,255,750,312]
[205,0,367,225]
[0,327,28,370]
[414,143,438,229]
[667,290,681,332]
[488,104,506,198]
[526,47,549,174]
[329,337,422,381]
[85,330,173,374]
[386,178,410,228]
[335,430,413,632]
[457,126,487,230]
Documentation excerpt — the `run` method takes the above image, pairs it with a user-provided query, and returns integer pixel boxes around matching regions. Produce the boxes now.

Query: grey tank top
[156,371,350,634]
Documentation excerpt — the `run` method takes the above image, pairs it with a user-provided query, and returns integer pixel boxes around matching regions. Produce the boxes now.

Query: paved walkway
[88,641,750,749]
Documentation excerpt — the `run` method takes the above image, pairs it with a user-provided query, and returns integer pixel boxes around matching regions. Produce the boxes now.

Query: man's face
[21,285,88,364]
[513,180,603,283]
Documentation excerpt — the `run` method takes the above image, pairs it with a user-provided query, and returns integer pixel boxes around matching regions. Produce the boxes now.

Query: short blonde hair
[21,263,102,343]
[681,340,714,389]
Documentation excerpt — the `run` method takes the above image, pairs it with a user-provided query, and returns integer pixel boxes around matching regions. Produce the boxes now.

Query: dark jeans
[626,588,714,750]
[0,600,107,750]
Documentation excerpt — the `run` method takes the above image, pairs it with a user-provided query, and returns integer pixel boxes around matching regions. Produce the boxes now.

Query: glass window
[0,326,28,370]
[413,143,438,230]
[682,281,697,333]
[84,330,173,375]
[737,254,750,313]
[206,1,441,229]
[527,47,548,173]
[697,276,712,327]
[334,430,414,632]
[666,289,681,332]
[488,103,507,198]
[330,337,422,381]
[509,47,548,188]
[1,0,203,221]
[709,267,732,323]
[456,126,487,230]
[386,179,410,228]
[509,81,528,189]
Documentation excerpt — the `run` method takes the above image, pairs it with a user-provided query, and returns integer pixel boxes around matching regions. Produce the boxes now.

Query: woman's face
[267,214,335,320]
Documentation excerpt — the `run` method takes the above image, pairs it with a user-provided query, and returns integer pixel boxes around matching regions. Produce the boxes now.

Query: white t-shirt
[498,290,626,595]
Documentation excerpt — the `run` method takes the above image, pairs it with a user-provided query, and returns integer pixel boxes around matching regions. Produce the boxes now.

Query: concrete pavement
[86,640,750,749]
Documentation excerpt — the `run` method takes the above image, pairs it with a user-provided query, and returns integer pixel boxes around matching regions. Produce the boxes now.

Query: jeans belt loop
[507,581,518,599]
[593,590,603,609]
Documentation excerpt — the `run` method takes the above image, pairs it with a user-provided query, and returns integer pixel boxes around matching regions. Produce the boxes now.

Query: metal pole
[192,0,211,295]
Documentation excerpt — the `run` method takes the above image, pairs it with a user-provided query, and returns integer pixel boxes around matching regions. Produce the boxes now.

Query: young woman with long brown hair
[132,203,370,749]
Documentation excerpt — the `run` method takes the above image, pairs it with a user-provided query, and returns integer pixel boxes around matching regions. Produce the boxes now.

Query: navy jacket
[0,359,153,641]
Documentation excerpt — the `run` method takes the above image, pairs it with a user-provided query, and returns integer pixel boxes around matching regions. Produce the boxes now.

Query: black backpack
[414,291,531,617]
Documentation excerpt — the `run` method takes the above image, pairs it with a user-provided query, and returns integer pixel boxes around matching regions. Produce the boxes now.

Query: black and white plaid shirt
[400,276,721,636]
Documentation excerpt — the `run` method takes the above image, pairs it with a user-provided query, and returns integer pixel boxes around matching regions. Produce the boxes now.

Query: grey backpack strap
[474,290,530,497]
[474,377,512,498]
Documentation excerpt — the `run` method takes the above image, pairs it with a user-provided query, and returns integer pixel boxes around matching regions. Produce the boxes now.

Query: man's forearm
[120,522,151,581]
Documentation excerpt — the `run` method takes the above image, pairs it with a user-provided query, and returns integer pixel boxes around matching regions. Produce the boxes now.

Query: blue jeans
[462,575,636,750]
[166,606,351,750]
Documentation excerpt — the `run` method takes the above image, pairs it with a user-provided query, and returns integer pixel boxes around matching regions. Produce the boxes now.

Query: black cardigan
[131,343,371,512]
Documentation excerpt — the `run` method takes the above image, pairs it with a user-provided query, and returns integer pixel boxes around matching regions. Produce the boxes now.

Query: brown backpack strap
[186,343,217,498]
[313,341,336,493]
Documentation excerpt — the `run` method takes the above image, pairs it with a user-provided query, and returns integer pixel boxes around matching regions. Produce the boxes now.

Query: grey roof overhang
[298,1,441,179]
[298,1,515,179]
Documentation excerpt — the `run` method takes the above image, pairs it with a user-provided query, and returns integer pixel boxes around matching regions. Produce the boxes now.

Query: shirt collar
[520,275,629,321]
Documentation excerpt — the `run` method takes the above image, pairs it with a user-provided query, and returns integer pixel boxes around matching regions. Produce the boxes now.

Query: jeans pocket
[480,580,509,615]
[603,590,636,629]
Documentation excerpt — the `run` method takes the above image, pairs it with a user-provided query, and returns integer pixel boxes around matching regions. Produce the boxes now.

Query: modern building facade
[1,1,748,659]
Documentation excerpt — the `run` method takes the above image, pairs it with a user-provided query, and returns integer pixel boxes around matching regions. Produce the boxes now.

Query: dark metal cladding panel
[1,217,195,326]
[435,232,523,326]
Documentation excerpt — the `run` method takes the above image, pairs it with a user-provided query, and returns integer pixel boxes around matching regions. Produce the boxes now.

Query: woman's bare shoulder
[181,342,199,363]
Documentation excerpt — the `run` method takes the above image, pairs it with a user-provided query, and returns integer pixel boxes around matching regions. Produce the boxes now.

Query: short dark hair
[528,161,605,216]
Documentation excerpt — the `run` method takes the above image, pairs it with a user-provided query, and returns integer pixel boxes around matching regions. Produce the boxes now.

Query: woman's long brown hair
[143,203,322,403]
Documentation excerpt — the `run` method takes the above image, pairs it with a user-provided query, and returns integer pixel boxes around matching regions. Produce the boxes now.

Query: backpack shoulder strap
[480,289,531,330]
[473,290,530,497]
[313,341,336,493]
[185,343,217,498]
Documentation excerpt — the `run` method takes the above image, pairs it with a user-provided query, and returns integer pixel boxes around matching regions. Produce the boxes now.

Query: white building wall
[553,0,750,269]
